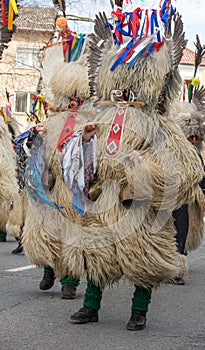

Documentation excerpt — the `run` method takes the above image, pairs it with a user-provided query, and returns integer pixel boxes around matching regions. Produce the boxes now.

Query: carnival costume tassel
[109,0,174,71]
[27,135,63,211]
[8,0,18,30]
[60,131,97,215]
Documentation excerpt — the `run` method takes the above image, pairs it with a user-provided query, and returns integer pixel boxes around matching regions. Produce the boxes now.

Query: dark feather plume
[193,35,205,77]
[52,0,66,14]
[192,86,205,113]
[88,12,113,98]
[157,11,187,114]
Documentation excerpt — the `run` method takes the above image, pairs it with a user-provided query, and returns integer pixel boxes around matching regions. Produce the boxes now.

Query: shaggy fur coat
[20,43,204,290]
[0,117,18,233]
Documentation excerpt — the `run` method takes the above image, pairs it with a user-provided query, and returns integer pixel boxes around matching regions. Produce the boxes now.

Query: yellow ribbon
[10,0,18,13]
[8,0,18,30]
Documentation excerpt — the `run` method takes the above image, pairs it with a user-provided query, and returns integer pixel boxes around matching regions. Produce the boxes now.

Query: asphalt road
[0,236,205,350]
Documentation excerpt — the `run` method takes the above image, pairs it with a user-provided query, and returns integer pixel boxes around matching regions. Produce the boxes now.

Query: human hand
[126,150,143,163]
[82,123,97,142]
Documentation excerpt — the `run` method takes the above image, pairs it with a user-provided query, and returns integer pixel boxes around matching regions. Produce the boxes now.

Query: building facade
[0,5,57,131]
[179,47,205,102]
[0,4,204,131]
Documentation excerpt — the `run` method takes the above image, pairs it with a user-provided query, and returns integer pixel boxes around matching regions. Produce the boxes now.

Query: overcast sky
[175,0,205,49]
[69,0,205,50]
[20,0,205,50]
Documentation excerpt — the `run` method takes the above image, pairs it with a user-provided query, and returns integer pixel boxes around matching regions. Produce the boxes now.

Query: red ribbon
[57,111,77,152]
[123,36,147,63]
[155,38,165,51]
[1,0,7,26]
[105,107,127,157]
[111,9,125,22]
[131,8,142,39]
[145,9,149,37]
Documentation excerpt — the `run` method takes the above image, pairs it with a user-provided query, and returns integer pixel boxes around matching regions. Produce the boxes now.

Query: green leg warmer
[132,285,152,313]
[44,266,55,275]
[83,276,102,311]
[60,276,80,289]
[0,230,7,237]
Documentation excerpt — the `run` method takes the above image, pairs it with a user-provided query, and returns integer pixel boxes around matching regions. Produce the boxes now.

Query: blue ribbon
[161,0,169,14]
[161,1,175,29]
[16,130,30,145]
[110,38,136,71]
[27,141,64,211]
[144,42,155,56]
[106,19,131,46]
[5,0,9,11]
[106,22,120,46]
[32,98,38,114]
[70,33,85,62]
[150,11,161,42]
[128,44,149,68]
[71,181,86,216]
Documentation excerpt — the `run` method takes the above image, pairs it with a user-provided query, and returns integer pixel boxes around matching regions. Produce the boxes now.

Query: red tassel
[145,9,149,37]
[1,0,7,26]
[155,38,165,51]
[131,8,141,39]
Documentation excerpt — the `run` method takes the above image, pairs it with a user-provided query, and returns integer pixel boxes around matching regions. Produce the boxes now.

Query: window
[16,46,40,69]
[15,92,35,113]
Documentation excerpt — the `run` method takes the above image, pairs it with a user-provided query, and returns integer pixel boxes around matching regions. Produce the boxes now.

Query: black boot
[0,236,6,242]
[39,271,55,290]
[70,307,99,323]
[126,310,146,331]
[171,277,185,285]
[62,285,77,299]
[11,241,24,254]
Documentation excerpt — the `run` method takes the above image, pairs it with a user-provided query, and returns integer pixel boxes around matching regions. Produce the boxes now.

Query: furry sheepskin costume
[171,96,205,252]
[11,53,92,273]
[0,117,18,233]
[5,118,28,239]
[6,190,28,238]
[19,11,204,290]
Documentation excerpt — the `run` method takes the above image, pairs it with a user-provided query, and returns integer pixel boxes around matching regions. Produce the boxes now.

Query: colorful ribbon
[108,0,174,71]
[8,0,18,30]
[62,32,86,62]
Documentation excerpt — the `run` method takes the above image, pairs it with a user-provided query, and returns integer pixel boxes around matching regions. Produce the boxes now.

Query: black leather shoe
[0,236,6,242]
[70,307,99,323]
[62,285,77,299]
[172,277,185,285]
[11,242,24,254]
[126,310,146,331]
[39,272,55,290]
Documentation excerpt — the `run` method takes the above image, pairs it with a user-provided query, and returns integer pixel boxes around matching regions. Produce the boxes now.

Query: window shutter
[15,92,27,112]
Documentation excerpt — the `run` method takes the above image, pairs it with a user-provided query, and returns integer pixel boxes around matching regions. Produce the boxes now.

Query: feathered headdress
[87,1,187,114]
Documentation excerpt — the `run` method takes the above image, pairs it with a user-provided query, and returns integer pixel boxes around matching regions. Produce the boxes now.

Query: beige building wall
[0,30,53,132]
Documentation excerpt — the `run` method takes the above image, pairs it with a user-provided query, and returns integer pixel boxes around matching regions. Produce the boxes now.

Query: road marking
[6,265,36,272]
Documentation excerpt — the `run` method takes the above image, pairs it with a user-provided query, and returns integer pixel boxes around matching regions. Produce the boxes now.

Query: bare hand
[82,123,97,142]
[126,150,143,163]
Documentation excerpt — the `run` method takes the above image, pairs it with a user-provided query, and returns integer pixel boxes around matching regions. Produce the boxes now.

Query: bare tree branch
[66,14,95,23]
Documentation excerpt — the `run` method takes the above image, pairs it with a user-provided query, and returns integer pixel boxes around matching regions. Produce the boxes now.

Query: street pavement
[0,236,205,350]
